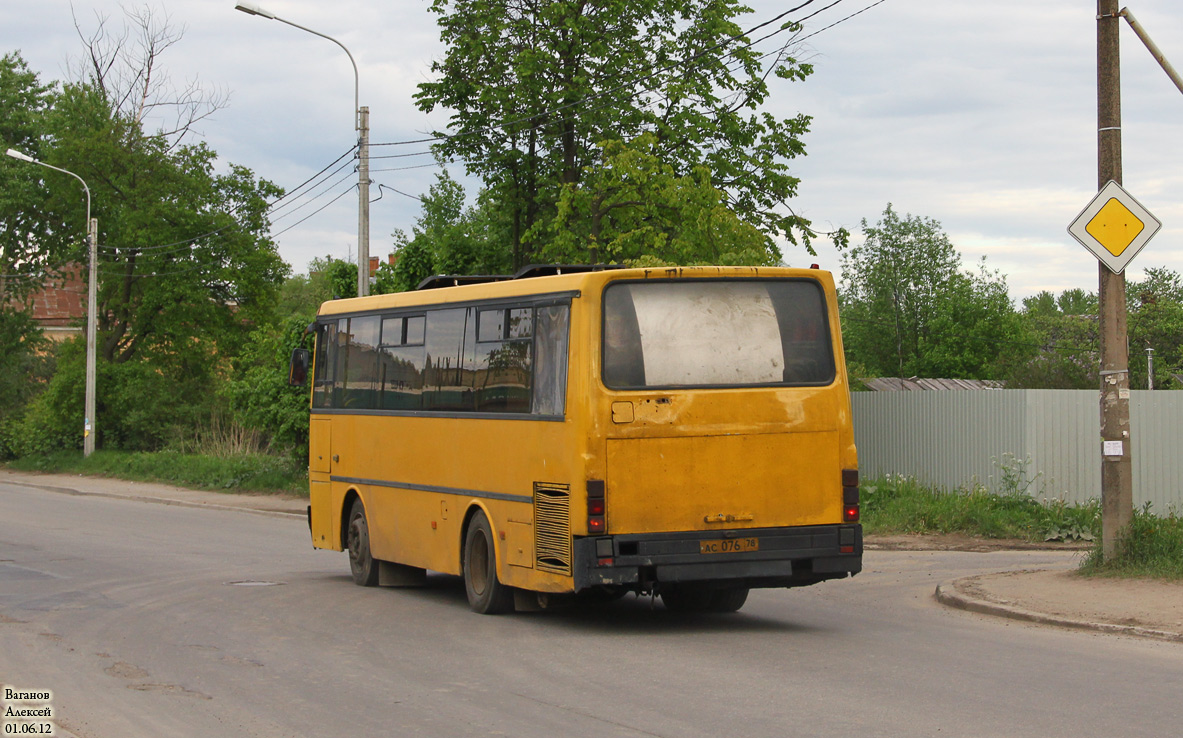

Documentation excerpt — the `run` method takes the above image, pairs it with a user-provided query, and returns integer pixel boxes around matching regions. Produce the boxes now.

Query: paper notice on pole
[1103,440,1124,457]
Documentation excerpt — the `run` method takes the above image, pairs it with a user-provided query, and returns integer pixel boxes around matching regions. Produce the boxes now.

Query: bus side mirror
[289,348,311,387]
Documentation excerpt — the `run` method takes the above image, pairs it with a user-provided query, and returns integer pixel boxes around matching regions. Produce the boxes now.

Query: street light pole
[234,2,370,296]
[6,148,99,457]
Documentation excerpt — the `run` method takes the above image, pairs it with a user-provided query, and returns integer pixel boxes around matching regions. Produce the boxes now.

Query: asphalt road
[2,482,1180,738]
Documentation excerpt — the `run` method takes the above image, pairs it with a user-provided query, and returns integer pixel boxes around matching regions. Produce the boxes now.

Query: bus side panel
[308,417,340,550]
[326,413,582,585]
[309,480,336,549]
[367,487,458,575]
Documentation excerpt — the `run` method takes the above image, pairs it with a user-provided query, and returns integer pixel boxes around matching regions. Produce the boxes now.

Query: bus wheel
[346,499,380,587]
[708,587,749,613]
[660,586,714,613]
[463,511,514,614]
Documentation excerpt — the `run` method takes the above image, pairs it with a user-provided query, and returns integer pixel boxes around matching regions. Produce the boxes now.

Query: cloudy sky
[4,0,1182,301]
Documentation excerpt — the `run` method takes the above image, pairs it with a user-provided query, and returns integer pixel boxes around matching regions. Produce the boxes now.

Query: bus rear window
[602,280,835,389]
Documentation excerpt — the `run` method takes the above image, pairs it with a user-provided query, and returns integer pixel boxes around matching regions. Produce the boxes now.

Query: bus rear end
[574,268,860,611]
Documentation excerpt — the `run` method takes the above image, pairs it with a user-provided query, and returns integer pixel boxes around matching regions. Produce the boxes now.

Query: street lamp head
[5,148,35,163]
[234,2,277,19]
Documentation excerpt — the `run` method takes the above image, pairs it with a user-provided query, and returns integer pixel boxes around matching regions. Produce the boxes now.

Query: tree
[530,134,776,266]
[68,3,228,149]
[416,0,820,269]
[378,170,512,293]
[0,52,70,301]
[6,8,289,453]
[995,289,1098,389]
[43,80,286,369]
[1128,267,1183,389]
[839,205,1018,379]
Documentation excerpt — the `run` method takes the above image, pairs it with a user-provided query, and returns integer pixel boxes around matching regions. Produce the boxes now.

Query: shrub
[1080,504,1183,579]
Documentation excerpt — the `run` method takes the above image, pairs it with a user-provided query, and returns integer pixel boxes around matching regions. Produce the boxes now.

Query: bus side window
[533,304,569,416]
[342,316,381,408]
[602,286,645,388]
[769,282,834,384]
[379,314,427,411]
[423,308,473,412]
[474,307,532,413]
[312,321,337,408]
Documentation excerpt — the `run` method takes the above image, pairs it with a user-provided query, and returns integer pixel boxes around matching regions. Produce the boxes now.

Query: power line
[368,162,440,174]
[270,169,359,224]
[273,184,358,238]
[374,183,423,203]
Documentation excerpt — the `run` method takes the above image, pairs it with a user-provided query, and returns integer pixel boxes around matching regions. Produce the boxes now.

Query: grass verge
[861,473,1099,543]
[6,450,308,497]
[1079,505,1183,580]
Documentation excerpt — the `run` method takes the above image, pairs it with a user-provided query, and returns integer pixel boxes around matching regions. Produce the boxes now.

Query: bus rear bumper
[572,524,862,592]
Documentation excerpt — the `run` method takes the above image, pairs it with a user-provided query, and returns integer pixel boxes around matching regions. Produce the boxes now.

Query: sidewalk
[936,568,1183,642]
[5,468,1181,641]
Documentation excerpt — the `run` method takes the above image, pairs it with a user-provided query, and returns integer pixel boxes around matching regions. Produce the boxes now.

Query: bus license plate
[700,538,759,554]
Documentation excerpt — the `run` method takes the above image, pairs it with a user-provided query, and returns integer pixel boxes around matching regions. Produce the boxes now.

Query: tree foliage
[379,170,512,293]
[0,52,71,300]
[416,0,819,269]
[530,134,776,266]
[995,289,1098,389]
[45,81,286,368]
[3,8,289,454]
[1128,267,1183,389]
[839,205,1018,379]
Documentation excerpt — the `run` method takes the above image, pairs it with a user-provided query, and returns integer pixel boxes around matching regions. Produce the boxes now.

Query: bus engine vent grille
[533,483,572,575]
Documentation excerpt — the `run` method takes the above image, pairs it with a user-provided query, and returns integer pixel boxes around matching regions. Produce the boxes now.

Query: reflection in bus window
[312,321,337,409]
[424,308,472,411]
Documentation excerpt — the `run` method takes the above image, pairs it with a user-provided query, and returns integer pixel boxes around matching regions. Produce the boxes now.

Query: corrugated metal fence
[851,390,1182,513]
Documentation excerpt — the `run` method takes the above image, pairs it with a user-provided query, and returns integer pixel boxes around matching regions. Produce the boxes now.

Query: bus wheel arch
[340,489,363,550]
[461,505,514,614]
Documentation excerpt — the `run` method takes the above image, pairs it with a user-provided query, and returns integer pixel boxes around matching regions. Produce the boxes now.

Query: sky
[3,0,1182,302]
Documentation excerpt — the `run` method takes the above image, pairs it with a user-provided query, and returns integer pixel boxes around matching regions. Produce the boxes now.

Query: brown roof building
[21,264,86,342]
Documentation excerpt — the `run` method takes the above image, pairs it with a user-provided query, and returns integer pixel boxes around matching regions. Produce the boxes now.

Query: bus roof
[316,265,833,318]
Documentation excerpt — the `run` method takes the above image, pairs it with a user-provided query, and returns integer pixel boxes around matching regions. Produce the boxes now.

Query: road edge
[3,478,306,521]
[934,576,1183,643]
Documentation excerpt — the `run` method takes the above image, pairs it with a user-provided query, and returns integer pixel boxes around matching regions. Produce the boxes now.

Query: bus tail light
[842,468,859,522]
[587,480,607,534]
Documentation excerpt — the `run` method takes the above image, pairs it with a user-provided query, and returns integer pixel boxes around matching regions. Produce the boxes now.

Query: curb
[4,478,306,521]
[935,577,1183,644]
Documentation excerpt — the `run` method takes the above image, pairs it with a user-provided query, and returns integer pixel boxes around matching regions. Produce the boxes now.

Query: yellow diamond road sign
[1068,180,1161,273]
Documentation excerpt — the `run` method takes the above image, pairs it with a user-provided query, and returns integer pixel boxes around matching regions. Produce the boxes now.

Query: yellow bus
[295,265,861,614]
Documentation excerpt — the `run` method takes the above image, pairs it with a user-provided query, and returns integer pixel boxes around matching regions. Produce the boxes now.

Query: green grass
[861,473,1100,543]
[1079,505,1183,580]
[7,449,308,497]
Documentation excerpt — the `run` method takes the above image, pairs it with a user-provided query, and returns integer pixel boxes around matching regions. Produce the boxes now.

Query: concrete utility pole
[85,216,98,457]
[358,106,370,296]
[1097,0,1133,560]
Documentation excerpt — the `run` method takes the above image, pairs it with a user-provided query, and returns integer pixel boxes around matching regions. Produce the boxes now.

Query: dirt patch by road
[867,533,1091,553]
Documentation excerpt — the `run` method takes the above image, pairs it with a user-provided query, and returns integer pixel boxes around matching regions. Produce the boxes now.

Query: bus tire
[347,498,380,587]
[660,586,714,613]
[662,586,748,613]
[463,510,514,614]
[708,587,749,613]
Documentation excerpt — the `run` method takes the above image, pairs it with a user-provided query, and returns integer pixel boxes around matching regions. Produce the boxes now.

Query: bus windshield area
[602,279,835,389]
